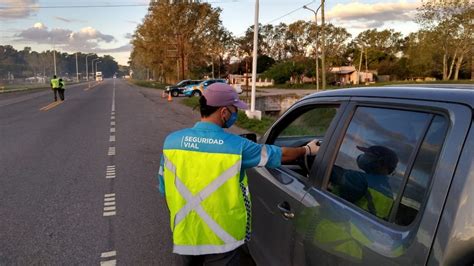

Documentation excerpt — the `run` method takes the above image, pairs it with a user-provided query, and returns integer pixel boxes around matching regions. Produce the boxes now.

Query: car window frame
[316,99,453,229]
[261,97,350,183]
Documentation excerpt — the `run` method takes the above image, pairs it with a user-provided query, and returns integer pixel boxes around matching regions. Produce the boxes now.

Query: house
[329,66,375,85]
[228,74,274,87]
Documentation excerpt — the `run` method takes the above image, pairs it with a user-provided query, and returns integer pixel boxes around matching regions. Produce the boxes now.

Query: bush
[130,79,167,89]
[262,59,313,84]
[180,96,276,135]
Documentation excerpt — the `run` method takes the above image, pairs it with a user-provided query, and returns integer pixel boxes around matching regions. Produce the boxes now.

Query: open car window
[270,105,339,177]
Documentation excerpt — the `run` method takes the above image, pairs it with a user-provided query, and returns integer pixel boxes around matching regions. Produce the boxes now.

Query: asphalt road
[0,79,249,265]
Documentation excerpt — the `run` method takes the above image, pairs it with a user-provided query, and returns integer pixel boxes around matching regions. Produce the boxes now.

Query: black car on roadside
[165,80,202,97]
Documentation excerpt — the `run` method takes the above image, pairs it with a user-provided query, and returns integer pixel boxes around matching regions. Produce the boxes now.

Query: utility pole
[53,50,57,76]
[320,0,326,90]
[92,58,100,80]
[357,47,363,85]
[85,54,93,81]
[303,4,322,92]
[75,52,79,82]
[245,0,262,120]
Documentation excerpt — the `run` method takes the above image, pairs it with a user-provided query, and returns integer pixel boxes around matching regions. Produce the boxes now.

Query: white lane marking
[111,82,115,112]
[109,135,115,142]
[106,175,116,179]
[104,197,115,202]
[111,121,116,126]
[104,206,116,211]
[108,147,115,156]
[100,259,116,266]
[110,128,115,133]
[101,251,116,258]
[111,116,115,120]
[104,201,115,206]
[107,165,115,169]
[103,211,116,217]
[104,193,115,197]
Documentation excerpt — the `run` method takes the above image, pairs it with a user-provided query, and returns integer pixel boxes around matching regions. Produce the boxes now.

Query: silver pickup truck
[246,86,473,265]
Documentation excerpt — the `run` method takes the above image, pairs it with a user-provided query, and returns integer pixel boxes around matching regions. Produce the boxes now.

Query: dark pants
[53,88,65,101]
[175,248,240,266]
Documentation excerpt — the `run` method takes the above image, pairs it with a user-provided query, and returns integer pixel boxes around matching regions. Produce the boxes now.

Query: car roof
[303,85,474,108]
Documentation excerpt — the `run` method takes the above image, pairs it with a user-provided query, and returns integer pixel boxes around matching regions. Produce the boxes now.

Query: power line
[235,0,316,37]
[266,0,315,24]
[0,1,240,9]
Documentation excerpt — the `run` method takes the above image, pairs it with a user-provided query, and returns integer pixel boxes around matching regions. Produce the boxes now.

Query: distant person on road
[157,83,320,265]
[58,78,65,101]
[50,75,60,102]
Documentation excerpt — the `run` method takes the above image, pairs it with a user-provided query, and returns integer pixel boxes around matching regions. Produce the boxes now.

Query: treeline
[0,46,121,80]
[130,0,472,84]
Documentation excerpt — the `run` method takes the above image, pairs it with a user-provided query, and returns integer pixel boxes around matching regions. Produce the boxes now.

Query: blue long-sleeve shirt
[157,121,282,195]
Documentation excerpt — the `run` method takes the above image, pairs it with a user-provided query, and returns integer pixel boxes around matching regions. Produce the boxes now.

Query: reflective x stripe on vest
[164,155,245,255]
[314,219,372,262]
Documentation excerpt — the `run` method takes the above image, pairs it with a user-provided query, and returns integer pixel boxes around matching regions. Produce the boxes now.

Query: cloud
[0,0,39,20]
[326,1,420,29]
[15,22,120,52]
[124,33,133,39]
[94,44,133,53]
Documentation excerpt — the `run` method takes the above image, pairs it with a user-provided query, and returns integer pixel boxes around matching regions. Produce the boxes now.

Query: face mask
[223,109,238,128]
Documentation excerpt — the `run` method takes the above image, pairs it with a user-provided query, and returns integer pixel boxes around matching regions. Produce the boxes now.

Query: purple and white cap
[203,83,248,109]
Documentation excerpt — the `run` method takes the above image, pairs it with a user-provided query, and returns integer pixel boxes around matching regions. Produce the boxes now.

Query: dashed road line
[39,101,63,111]
[109,135,115,142]
[103,194,116,216]
[111,116,115,120]
[111,121,116,126]
[110,128,115,133]
[106,165,116,179]
[84,82,100,91]
[108,147,115,156]
[100,250,117,266]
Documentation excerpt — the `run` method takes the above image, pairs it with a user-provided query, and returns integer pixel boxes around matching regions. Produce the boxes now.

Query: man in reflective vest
[58,78,66,101]
[50,75,60,101]
[330,145,398,219]
[158,83,320,265]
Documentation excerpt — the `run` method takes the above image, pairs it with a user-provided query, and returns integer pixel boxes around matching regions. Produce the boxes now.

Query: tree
[416,0,473,80]
[352,29,404,74]
[130,1,227,82]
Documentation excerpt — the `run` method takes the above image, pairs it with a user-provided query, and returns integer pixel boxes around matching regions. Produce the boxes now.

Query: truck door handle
[277,202,295,219]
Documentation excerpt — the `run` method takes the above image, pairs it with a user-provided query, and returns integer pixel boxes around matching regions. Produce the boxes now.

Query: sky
[0,0,421,65]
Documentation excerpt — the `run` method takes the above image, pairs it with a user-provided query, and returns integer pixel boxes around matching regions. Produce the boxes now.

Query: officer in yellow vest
[50,75,60,101]
[329,145,398,219]
[301,145,399,263]
[58,78,65,101]
[158,83,319,265]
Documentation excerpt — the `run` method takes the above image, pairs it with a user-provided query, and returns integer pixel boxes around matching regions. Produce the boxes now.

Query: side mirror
[240,133,257,143]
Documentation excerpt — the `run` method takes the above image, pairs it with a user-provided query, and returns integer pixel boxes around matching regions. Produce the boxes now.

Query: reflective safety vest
[314,219,371,262]
[59,80,66,89]
[356,187,393,220]
[162,149,248,255]
[50,78,60,89]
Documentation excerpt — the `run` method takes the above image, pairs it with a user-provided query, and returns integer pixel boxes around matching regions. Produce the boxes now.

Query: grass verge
[272,79,474,90]
[181,96,276,135]
[129,79,168,90]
